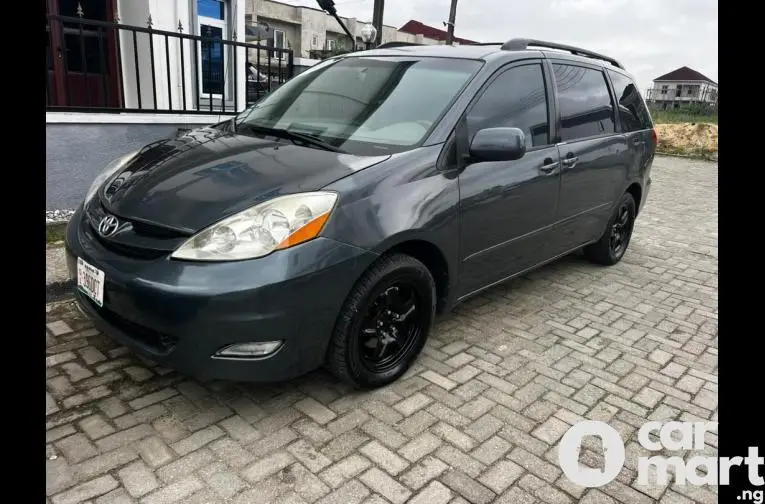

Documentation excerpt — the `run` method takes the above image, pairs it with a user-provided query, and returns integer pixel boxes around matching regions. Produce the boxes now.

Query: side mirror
[469,127,527,162]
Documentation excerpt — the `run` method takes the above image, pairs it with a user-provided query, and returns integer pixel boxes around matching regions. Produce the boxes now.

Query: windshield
[237,56,482,155]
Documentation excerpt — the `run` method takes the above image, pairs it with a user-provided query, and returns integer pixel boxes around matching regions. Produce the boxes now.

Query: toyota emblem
[97,215,120,237]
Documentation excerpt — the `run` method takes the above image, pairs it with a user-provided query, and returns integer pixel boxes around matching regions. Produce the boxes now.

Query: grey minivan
[66,39,656,389]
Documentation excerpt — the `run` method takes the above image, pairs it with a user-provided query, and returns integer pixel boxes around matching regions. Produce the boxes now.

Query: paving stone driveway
[46,156,718,504]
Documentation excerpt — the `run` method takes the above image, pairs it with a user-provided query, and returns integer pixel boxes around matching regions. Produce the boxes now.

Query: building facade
[645,66,718,108]
[245,0,465,60]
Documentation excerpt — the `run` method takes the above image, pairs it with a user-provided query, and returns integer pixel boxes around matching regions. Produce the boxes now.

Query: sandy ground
[655,122,718,158]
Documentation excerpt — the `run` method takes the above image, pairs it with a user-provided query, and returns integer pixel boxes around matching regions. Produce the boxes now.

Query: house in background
[46,0,289,211]
[397,20,477,45]
[645,66,718,109]
[245,0,470,61]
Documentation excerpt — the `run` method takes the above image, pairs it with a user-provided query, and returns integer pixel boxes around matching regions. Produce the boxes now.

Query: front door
[197,0,228,100]
[46,0,121,108]
[457,61,561,298]
[550,61,625,252]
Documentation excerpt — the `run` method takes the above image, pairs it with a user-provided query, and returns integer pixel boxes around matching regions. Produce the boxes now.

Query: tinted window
[553,64,615,142]
[466,64,550,148]
[607,70,653,132]
[239,57,481,155]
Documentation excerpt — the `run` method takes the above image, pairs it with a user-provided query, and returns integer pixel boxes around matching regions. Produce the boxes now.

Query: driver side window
[466,63,551,148]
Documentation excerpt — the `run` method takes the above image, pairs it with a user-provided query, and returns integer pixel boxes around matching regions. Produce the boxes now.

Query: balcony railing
[46,14,295,115]
[645,87,718,104]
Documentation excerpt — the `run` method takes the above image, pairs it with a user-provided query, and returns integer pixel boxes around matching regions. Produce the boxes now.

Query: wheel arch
[626,181,642,215]
[371,233,453,314]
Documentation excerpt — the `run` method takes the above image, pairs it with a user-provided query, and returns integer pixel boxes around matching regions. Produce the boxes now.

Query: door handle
[540,159,559,173]
[562,156,579,168]
[632,138,645,146]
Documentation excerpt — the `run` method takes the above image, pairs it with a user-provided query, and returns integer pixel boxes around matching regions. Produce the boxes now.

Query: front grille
[93,236,169,260]
[131,220,188,239]
[86,201,188,260]
[85,297,179,354]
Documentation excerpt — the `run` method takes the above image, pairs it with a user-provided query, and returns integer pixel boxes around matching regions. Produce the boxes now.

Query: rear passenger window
[607,70,653,132]
[552,64,615,142]
[466,63,550,148]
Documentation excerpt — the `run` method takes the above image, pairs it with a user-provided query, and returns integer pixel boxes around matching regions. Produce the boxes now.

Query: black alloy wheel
[326,254,436,388]
[584,192,637,266]
[609,202,633,259]
[358,283,423,374]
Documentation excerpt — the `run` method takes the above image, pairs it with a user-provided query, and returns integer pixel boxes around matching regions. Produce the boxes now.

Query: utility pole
[444,0,458,45]
[371,0,384,46]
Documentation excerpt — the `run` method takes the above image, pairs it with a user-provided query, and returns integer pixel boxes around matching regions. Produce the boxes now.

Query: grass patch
[650,109,717,125]
[46,222,67,244]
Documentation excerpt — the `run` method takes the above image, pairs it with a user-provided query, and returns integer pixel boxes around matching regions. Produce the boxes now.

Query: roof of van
[338,40,627,73]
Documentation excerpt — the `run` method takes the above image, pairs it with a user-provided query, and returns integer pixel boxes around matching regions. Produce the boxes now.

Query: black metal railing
[46,14,294,115]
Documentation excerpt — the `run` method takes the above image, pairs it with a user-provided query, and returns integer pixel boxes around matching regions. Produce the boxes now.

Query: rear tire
[584,192,636,266]
[325,254,436,389]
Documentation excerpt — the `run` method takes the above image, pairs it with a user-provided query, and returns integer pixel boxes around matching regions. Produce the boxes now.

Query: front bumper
[65,206,377,382]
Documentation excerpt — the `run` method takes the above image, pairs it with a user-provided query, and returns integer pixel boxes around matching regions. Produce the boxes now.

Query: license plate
[77,257,105,307]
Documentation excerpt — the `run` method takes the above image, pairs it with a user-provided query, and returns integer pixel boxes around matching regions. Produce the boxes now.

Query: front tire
[326,254,436,389]
[584,192,636,266]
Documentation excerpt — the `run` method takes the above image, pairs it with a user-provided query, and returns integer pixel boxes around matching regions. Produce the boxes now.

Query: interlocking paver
[51,475,119,504]
[45,157,717,503]
[118,461,159,497]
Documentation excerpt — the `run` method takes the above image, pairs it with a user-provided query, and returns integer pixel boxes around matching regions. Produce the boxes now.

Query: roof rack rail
[501,38,623,69]
[376,42,423,48]
[465,42,503,46]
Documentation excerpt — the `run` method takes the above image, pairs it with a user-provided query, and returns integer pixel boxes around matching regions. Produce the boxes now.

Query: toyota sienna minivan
[66,38,656,389]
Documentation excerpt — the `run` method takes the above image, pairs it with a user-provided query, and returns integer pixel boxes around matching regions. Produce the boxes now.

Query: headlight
[171,191,338,261]
[84,149,141,205]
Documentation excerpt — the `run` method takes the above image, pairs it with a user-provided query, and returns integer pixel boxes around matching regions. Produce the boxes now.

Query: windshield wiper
[246,125,346,153]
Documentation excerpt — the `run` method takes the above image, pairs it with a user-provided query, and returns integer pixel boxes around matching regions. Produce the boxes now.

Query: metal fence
[46,13,295,115]
[644,87,718,123]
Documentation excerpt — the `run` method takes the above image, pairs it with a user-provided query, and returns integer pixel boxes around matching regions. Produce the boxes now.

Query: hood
[100,127,390,232]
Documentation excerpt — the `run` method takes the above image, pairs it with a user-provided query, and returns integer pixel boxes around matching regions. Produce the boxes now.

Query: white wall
[651,79,718,102]
[117,0,246,113]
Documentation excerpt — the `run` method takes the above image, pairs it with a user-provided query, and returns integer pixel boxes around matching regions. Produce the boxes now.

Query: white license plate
[77,257,105,307]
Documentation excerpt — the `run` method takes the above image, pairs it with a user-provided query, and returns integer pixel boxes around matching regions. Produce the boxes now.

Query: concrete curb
[656,150,718,162]
[46,244,74,303]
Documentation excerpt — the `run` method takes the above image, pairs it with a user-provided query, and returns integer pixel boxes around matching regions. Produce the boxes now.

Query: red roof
[398,20,477,45]
[654,66,717,84]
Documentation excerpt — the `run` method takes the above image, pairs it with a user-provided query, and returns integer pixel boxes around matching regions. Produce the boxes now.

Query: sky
[281,0,718,92]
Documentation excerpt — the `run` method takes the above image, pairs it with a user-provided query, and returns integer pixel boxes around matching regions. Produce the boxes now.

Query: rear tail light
[650,128,658,144]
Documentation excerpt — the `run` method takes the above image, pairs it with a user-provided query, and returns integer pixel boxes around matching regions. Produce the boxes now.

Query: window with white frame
[273,29,286,49]
[197,0,228,98]
[326,39,336,51]
[312,35,319,48]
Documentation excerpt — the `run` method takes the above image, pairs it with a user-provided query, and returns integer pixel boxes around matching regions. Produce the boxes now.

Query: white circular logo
[558,420,626,487]
[98,215,120,237]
